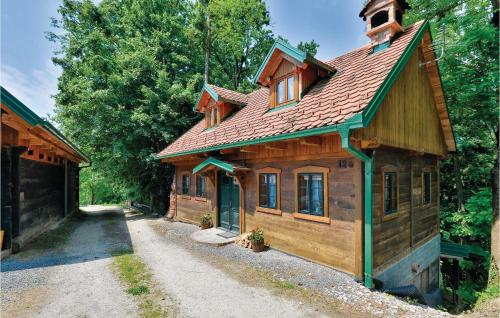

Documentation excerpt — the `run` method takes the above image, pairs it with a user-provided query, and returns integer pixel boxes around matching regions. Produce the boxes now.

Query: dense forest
[48,0,498,311]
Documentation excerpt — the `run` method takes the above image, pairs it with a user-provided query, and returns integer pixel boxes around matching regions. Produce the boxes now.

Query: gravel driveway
[1,207,138,318]
[1,206,452,318]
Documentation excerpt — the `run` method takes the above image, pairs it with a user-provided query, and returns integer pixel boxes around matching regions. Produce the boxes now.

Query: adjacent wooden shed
[1,86,89,254]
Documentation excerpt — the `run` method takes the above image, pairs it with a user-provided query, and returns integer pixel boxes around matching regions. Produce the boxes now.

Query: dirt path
[1,206,138,318]
[127,215,325,318]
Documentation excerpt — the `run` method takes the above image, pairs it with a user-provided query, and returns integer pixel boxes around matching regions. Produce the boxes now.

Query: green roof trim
[193,82,219,112]
[193,157,234,174]
[441,240,489,259]
[252,38,335,85]
[1,86,90,163]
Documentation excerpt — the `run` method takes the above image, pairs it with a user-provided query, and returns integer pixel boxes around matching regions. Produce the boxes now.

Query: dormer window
[275,74,296,106]
[207,106,219,128]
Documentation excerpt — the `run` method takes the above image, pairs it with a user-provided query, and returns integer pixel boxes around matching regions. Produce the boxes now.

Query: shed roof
[1,86,90,163]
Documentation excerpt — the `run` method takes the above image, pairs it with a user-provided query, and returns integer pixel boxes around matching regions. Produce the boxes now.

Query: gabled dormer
[195,83,247,129]
[253,39,336,109]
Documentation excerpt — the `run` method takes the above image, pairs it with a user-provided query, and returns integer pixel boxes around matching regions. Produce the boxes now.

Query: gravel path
[1,206,455,318]
[1,207,138,318]
[127,214,325,318]
[144,217,453,318]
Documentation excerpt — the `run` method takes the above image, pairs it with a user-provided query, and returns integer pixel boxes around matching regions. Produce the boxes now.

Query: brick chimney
[359,0,411,46]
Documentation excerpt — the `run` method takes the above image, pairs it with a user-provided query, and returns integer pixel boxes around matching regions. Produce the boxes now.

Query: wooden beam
[299,136,321,147]
[265,141,287,150]
[220,148,236,155]
[240,145,259,153]
[360,138,381,149]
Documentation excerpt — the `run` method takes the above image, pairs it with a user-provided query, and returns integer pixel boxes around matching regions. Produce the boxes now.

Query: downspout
[339,125,373,289]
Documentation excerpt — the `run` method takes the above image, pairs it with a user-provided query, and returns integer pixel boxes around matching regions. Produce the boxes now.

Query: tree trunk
[453,154,465,211]
[204,11,211,83]
[491,133,499,271]
[90,187,95,205]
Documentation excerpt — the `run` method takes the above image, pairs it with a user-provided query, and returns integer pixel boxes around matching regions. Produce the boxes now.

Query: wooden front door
[218,171,240,233]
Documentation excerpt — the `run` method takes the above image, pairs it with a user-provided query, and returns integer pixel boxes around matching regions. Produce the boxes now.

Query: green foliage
[248,227,264,243]
[441,189,492,248]
[200,212,212,225]
[80,167,126,205]
[407,0,498,311]
[298,39,320,56]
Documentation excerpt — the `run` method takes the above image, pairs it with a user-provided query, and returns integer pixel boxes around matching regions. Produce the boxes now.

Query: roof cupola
[359,0,411,46]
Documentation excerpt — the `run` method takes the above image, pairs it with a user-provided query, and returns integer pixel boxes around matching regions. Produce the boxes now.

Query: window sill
[181,195,191,200]
[256,207,282,216]
[292,213,330,224]
[266,101,299,115]
[382,213,399,221]
[195,196,207,202]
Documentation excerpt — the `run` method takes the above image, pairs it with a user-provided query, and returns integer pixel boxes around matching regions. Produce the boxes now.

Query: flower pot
[201,223,211,230]
[251,240,265,252]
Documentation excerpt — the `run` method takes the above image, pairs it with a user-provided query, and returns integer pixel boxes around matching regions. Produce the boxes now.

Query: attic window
[276,74,296,106]
[206,106,219,129]
[371,11,389,28]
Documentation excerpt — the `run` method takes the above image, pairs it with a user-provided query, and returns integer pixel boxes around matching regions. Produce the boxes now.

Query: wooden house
[1,87,89,254]
[157,0,455,295]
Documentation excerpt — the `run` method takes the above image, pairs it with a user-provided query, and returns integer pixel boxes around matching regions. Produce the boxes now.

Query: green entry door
[218,172,240,233]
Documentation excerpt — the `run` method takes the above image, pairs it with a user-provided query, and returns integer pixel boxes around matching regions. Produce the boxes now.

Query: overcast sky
[1,0,366,118]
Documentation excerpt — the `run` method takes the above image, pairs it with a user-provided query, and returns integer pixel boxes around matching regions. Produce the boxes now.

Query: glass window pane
[287,76,294,101]
[424,172,431,205]
[259,174,268,207]
[311,174,324,216]
[278,79,285,104]
[298,174,309,213]
[268,174,277,209]
[182,175,189,195]
[384,172,397,215]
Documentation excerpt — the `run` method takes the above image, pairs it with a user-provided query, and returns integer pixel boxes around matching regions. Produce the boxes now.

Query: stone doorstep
[190,227,238,246]
[0,248,11,260]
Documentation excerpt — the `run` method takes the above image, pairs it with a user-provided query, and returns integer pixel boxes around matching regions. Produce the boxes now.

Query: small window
[39,153,44,160]
[259,173,277,209]
[277,79,285,104]
[256,167,281,215]
[195,175,206,198]
[423,171,431,205]
[298,173,324,216]
[293,166,330,223]
[383,170,398,217]
[275,74,296,106]
[182,174,190,195]
[27,149,34,156]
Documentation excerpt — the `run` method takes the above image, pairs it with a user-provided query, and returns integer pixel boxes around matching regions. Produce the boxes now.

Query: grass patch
[476,262,500,306]
[272,279,296,290]
[112,250,177,318]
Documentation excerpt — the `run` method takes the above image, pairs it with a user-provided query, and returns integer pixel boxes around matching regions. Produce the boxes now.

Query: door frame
[216,170,244,234]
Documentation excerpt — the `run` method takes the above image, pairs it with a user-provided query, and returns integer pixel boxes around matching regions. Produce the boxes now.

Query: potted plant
[248,227,265,252]
[200,213,212,230]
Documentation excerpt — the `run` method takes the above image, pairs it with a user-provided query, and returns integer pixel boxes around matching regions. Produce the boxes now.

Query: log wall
[371,147,439,274]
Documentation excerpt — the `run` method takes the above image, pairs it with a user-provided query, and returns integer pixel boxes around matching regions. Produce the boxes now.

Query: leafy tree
[407,0,498,309]
[298,39,320,56]
[49,0,202,213]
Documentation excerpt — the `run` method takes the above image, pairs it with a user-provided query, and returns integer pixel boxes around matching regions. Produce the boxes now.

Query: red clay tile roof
[207,84,248,105]
[158,21,424,158]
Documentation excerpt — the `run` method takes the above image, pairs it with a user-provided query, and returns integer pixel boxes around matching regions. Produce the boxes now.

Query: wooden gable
[352,37,450,157]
